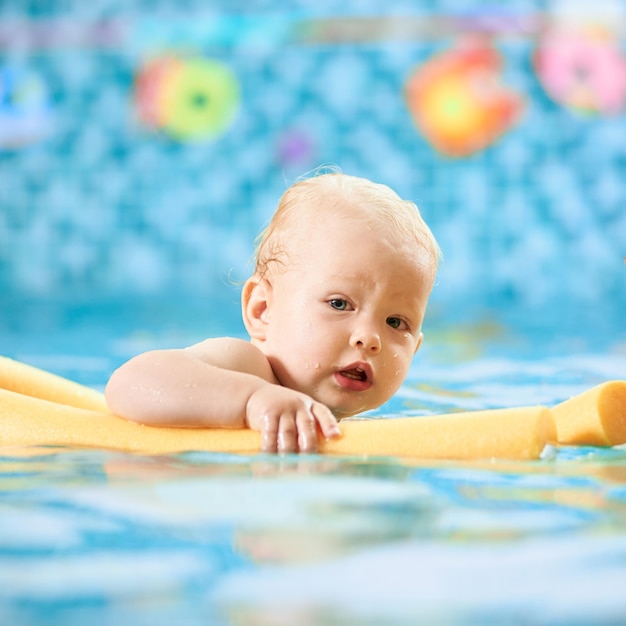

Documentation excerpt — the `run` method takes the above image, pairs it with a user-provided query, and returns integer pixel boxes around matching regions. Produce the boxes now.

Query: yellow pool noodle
[0,387,553,460]
[552,380,626,446]
[0,356,554,460]
[0,356,109,413]
[0,355,623,460]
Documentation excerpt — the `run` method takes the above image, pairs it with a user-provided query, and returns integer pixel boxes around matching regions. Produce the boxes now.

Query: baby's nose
[352,329,382,352]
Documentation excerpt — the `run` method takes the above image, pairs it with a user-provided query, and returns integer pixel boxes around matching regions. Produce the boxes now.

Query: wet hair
[253,171,442,281]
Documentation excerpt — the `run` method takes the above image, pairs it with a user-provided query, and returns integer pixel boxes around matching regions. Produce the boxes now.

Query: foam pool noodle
[551,381,626,446]
[0,356,624,460]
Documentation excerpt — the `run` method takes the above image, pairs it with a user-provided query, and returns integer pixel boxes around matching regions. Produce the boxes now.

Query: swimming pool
[2,2,626,622]
[2,298,625,625]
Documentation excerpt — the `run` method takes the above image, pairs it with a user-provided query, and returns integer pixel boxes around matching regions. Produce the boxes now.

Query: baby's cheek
[389,351,411,376]
[387,356,412,390]
[378,370,403,403]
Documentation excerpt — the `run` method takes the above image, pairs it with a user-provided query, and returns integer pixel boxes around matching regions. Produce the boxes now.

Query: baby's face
[255,212,434,417]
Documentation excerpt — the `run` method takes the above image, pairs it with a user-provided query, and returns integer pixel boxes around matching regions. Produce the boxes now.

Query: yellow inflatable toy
[0,356,624,461]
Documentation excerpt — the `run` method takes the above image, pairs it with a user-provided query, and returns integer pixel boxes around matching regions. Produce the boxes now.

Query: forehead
[288,205,432,267]
[284,212,435,295]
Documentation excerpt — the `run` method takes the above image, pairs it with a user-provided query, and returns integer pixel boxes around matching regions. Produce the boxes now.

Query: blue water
[2,299,626,625]
[2,1,626,622]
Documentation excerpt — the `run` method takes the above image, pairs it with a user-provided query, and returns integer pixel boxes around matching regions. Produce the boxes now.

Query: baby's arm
[105,338,340,453]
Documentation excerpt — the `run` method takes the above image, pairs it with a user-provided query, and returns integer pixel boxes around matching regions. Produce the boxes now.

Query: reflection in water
[1,444,626,624]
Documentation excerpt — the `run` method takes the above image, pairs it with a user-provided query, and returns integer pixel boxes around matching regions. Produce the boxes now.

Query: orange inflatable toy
[405,40,524,157]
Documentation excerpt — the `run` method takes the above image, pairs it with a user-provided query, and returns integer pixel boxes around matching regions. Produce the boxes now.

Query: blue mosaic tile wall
[1,1,625,328]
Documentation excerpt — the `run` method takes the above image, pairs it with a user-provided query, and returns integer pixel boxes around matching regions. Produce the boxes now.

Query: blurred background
[1,0,625,344]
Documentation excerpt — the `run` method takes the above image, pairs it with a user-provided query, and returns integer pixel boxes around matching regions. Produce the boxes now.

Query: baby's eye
[386,316,408,330]
[329,298,351,311]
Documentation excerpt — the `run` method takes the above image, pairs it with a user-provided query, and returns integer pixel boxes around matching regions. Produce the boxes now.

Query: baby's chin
[307,387,387,419]
[329,401,381,420]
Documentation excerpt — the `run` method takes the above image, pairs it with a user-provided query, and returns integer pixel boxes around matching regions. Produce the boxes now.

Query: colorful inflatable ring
[163,58,239,140]
[134,57,240,141]
[0,67,53,149]
[1,356,625,461]
[534,30,626,115]
[405,41,524,157]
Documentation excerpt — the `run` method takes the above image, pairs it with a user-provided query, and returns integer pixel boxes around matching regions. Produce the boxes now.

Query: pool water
[2,300,626,625]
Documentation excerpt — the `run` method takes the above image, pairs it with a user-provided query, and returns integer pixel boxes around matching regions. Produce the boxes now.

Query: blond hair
[254,172,441,280]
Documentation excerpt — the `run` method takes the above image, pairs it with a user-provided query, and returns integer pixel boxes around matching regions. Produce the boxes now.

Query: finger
[260,414,279,453]
[296,407,319,453]
[311,403,341,440]
[277,415,298,454]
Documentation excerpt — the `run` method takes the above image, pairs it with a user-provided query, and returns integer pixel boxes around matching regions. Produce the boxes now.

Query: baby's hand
[245,385,341,454]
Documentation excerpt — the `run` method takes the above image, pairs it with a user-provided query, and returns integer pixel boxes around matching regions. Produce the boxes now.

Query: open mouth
[340,367,368,382]
[335,364,373,392]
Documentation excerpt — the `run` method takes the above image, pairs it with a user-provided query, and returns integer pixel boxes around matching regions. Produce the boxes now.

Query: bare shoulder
[185,337,278,383]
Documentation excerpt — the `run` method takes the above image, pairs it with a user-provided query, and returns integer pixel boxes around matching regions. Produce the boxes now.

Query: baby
[105,172,441,453]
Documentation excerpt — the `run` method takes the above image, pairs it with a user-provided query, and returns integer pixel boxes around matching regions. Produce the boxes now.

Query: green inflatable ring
[163,58,240,141]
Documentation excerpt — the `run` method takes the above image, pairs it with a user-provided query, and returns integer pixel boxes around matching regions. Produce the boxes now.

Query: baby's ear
[241,276,272,340]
